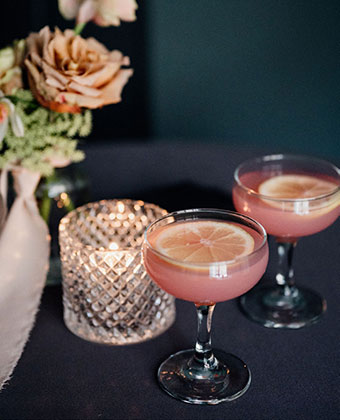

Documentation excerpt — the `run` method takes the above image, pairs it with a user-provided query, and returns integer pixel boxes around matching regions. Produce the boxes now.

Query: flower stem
[74,22,86,35]
[38,173,76,224]
[40,182,52,224]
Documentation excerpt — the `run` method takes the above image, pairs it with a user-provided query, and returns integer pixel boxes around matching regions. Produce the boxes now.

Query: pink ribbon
[0,168,50,390]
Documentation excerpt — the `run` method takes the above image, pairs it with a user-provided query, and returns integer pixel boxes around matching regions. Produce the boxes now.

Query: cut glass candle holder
[59,199,176,345]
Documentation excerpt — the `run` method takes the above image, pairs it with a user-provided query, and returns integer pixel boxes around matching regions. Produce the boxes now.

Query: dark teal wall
[147,0,340,159]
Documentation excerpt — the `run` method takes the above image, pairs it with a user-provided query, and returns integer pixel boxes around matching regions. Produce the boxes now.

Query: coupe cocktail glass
[233,154,340,329]
[142,209,268,405]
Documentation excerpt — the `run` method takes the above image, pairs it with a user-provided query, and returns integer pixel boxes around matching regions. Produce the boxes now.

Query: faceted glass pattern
[59,199,176,345]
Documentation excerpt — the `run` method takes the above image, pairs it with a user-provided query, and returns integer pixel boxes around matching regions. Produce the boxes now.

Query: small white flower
[0,90,24,143]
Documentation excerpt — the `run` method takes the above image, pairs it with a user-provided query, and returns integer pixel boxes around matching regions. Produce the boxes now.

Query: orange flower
[24,27,133,113]
[0,91,24,142]
[0,102,8,124]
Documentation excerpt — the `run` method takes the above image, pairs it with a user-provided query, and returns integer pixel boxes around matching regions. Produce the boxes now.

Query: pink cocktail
[143,209,268,405]
[145,222,268,304]
[233,154,340,329]
[233,170,340,240]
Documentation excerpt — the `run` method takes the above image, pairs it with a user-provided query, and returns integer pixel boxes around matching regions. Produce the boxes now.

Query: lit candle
[59,199,176,345]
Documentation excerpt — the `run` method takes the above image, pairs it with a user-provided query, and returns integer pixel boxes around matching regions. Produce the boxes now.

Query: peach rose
[24,26,133,113]
[58,0,138,27]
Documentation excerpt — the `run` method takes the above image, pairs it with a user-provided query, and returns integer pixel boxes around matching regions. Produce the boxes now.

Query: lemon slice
[258,174,340,212]
[154,220,255,264]
[258,175,337,199]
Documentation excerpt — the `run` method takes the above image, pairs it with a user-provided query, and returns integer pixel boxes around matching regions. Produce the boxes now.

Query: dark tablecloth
[1,142,339,419]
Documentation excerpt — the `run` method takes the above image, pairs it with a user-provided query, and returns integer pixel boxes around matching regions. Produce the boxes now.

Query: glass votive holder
[59,199,176,345]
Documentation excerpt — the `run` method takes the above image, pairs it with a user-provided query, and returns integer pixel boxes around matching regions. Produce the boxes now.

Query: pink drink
[233,171,340,239]
[143,220,268,304]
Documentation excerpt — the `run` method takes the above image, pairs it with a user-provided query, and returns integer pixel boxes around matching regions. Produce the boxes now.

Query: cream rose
[24,26,133,113]
[0,40,25,95]
[58,0,138,27]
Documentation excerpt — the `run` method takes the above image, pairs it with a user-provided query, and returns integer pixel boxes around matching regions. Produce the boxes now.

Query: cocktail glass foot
[158,349,251,405]
[240,285,327,329]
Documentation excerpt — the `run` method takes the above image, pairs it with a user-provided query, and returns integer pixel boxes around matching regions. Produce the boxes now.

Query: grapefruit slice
[153,220,255,264]
[258,175,338,200]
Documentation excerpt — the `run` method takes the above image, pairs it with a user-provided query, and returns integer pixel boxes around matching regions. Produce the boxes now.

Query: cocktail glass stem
[157,301,251,403]
[276,241,297,293]
[194,304,217,368]
[264,240,302,309]
[182,304,228,384]
[240,237,327,328]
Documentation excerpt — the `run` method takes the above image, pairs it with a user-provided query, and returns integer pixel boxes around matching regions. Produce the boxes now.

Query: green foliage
[0,89,92,176]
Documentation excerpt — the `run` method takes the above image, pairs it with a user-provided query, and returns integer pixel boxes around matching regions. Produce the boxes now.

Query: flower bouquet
[0,0,137,177]
[0,0,138,283]
[0,0,137,389]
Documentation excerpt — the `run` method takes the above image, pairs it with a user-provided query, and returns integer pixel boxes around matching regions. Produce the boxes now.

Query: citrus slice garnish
[153,220,255,264]
[258,175,337,200]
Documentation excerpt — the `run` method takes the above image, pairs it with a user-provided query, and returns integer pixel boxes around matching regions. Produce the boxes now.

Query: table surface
[1,142,339,420]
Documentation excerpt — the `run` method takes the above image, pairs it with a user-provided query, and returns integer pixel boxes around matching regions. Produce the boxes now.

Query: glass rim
[144,208,268,268]
[233,153,340,203]
[59,198,167,253]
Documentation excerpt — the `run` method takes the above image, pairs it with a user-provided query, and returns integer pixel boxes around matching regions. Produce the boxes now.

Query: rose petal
[71,62,120,87]
[30,52,43,68]
[93,13,119,27]
[46,76,65,89]
[58,0,82,20]
[86,37,109,55]
[80,62,103,76]
[100,68,133,104]
[50,34,71,64]
[42,61,69,85]
[77,0,97,24]
[112,0,138,22]
[40,27,53,63]
[26,33,41,56]
[70,36,89,62]
[56,91,104,108]
[24,59,43,86]
[68,81,101,97]
[109,49,123,61]
[99,0,137,23]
